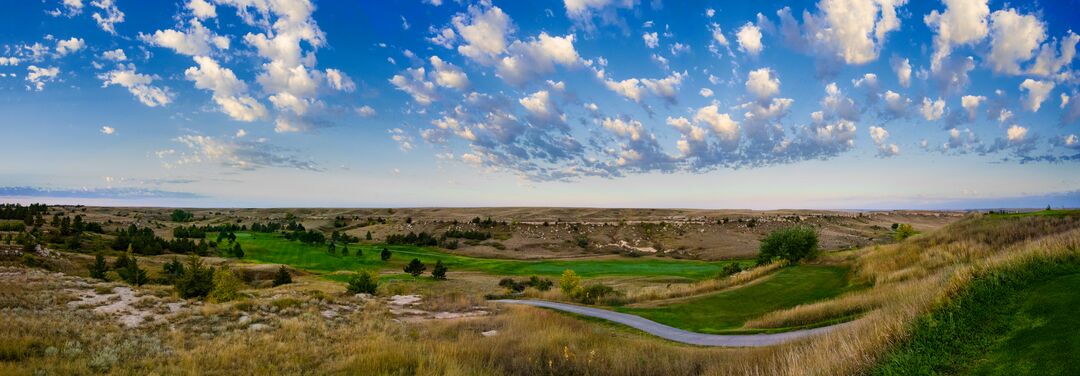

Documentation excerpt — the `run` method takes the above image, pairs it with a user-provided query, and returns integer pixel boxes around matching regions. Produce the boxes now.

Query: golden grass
[621,261,784,304]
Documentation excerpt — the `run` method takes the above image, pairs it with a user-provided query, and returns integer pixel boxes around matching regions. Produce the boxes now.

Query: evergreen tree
[431,260,447,280]
[327,242,337,255]
[272,265,292,286]
[162,257,185,283]
[232,243,244,259]
[346,270,378,295]
[354,246,363,257]
[208,266,242,303]
[118,255,148,286]
[341,244,349,257]
[365,231,372,241]
[89,253,109,280]
[175,255,214,299]
[404,258,426,277]
[380,247,391,261]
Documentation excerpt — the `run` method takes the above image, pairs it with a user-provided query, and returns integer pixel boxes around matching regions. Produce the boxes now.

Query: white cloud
[643,32,659,48]
[453,4,512,64]
[389,128,414,151]
[101,49,126,61]
[706,8,715,18]
[25,66,59,91]
[519,90,558,120]
[960,95,986,119]
[141,18,229,56]
[429,56,469,89]
[1063,93,1071,109]
[892,57,911,87]
[699,88,714,98]
[869,125,899,156]
[169,134,318,171]
[736,22,763,56]
[0,57,20,66]
[778,0,906,67]
[924,0,990,71]
[99,67,173,107]
[882,90,910,117]
[496,33,581,85]
[100,126,115,135]
[235,129,246,138]
[51,0,84,17]
[987,9,1046,75]
[356,105,377,118]
[91,0,125,35]
[390,67,437,105]
[1029,31,1079,78]
[604,70,686,103]
[324,68,356,92]
[709,23,730,48]
[745,68,780,100]
[694,104,740,142]
[184,56,268,121]
[187,0,216,19]
[563,0,635,26]
[1019,79,1054,112]
[920,97,945,120]
[1006,124,1028,142]
[54,37,85,57]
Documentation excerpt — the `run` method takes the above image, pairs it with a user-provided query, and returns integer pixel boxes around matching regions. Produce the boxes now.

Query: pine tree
[380,247,391,261]
[365,231,372,241]
[232,243,244,259]
[272,265,292,286]
[404,258,426,277]
[89,253,109,280]
[327,242,337,255]
[354,247,363,257]
[341,244,349,257]
[431,260,447,280]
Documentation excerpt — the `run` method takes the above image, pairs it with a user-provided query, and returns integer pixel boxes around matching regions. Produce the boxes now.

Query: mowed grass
[966,272,1080,375]
[985,209,1080,219]
[616,265,854,333]
[235,232,746,280]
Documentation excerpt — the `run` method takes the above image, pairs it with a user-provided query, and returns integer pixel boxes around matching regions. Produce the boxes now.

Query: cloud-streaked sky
[1,0,1078,209]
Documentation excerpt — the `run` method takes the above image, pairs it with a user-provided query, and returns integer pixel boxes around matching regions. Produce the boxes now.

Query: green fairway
[616,265,854,333]
[234,232,747,280]
[966,272,1080,375]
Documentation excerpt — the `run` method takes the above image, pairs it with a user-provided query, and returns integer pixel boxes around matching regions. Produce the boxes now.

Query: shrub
[161,257,185,284]
[499,278,526,293]
[380,248,391,261]
[404,258,427,277]
[208,266,243,303]
[757,226,819,265]
[347,270,379,295]
[272,265,292,286]
[175,255,214,299]
[559,269,581,295]
[529,275,553,291]
[89,253,109,280]
[431,260,447,280]
[170,209,194,222]
[117,253,148,286]
[719,262,743,278]
[893,223,918,241]
[574,284,619,304]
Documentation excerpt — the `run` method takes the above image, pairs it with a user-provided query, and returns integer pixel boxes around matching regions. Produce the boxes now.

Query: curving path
[494,299,849,347]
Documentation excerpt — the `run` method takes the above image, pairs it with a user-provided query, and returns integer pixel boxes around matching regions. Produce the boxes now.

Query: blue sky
[0,0,1078,209]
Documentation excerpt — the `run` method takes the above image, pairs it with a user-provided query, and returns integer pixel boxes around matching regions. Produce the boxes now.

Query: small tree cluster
[404,258,427,277]
[757,226,819,265]
[174,255,214,299]
[498,275,553,293]
[272,265,292,286]
[431,260,448,280]
[347,270,379,295]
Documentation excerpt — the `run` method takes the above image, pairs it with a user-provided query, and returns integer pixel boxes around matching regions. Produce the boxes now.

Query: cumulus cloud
[389,128,415,151]
[987,9,1046,75]
[920,97,946,121]
[99,66,174,107]
[0,57,20,66]
[141,18,229,56]
[603,70,687,103]
[1062,91,1080,126]
[390,67,437,105]
[699,88,714,98]
[959,94,986,120]
[1019,79,1054,112]
[187,0,216,19]
[643,32,659,48]
[563,0,635,31]
[54,37,85,57]
[25,66,59,91]
[91,0,125,34]
[324,68,355,92]
[1028,31,1078,79]
[869,125,899,156]
[49,0,84,17]
[736,22,763,56]
[185,56,268,121]
[924,0,990,72]
[776,0,906,73]
[496,33,581,85]
[694,104,740,144]
[745,68,780,101]
[452,3,512,64]
[168,134,319,171]
[100,126,115,135]
[881,90,911,118]
[429,56,469,89]
[891,57,911,87]
[519,90,560,121]
[101,49,126,61]
[356,105,377,118]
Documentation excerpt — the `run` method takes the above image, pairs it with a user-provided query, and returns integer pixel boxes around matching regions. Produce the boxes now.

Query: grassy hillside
[617,265,856,333]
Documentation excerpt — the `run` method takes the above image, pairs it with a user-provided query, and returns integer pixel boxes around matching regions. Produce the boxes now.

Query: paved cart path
[494,299,849,347]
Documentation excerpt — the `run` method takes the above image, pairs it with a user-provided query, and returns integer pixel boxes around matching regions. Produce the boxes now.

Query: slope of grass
[873,256,1080,375]
[616,265,855,333]
[984,209,1080,219]
[235,232,746,280]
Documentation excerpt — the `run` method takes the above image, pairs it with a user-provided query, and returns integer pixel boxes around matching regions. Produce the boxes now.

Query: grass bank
[873,254,1080,375]
[616,265,857,333]
[236,232,747,280]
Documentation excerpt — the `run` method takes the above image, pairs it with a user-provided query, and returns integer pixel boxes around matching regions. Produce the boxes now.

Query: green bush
[719,262,743,277]
[208,266,243,303]
[175,255,214,299]
[893,223,918,241]
[347,270,379,295]
[404,258,426,277]
[529,275,553,291]
[431,260,447,280]
[559,269,581,295]
[757,226,819,265]
[272,265,292,286]
[380,248,391,261]
[89,253,109,280]
[573,284,620,304]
